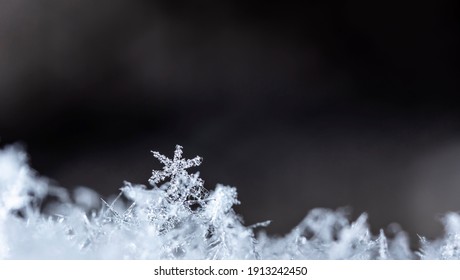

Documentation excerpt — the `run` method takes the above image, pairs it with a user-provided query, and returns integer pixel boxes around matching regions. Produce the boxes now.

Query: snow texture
[0,144,458,259]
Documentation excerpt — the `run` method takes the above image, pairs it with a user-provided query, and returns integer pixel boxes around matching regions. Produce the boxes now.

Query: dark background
[0,0,459,242]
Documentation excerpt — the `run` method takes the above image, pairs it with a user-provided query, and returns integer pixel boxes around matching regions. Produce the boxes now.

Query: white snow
[0,144,458,259]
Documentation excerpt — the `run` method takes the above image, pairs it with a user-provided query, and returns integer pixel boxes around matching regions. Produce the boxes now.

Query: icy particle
[149,145,203,187]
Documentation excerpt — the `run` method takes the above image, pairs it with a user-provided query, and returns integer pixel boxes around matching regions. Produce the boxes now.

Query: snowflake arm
[173,144,183,162]
[152,151,172,166]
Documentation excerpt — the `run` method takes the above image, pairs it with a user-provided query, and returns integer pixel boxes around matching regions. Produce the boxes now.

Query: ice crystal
[0,144,460,259]
[149,144,203,187]
[418,212,460,259]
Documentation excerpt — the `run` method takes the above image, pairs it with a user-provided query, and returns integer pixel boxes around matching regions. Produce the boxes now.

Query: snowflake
[149,145,203,187]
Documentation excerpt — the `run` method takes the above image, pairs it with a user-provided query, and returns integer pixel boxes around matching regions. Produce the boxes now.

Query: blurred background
[0,0,459,242]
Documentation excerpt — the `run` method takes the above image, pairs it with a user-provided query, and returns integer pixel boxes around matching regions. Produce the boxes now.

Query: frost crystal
[1,144,460,259]
[149,144,203,187]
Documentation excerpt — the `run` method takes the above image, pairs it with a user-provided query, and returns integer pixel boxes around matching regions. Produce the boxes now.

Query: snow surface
[0,144,458,259]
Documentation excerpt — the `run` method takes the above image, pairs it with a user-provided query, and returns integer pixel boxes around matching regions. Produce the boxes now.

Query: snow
[0,144,458,259]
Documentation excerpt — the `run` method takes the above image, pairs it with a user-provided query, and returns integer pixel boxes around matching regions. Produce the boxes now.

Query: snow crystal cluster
[0,144,460,259]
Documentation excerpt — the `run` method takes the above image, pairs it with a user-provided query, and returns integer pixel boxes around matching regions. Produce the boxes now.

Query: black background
[0,0,459,242]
